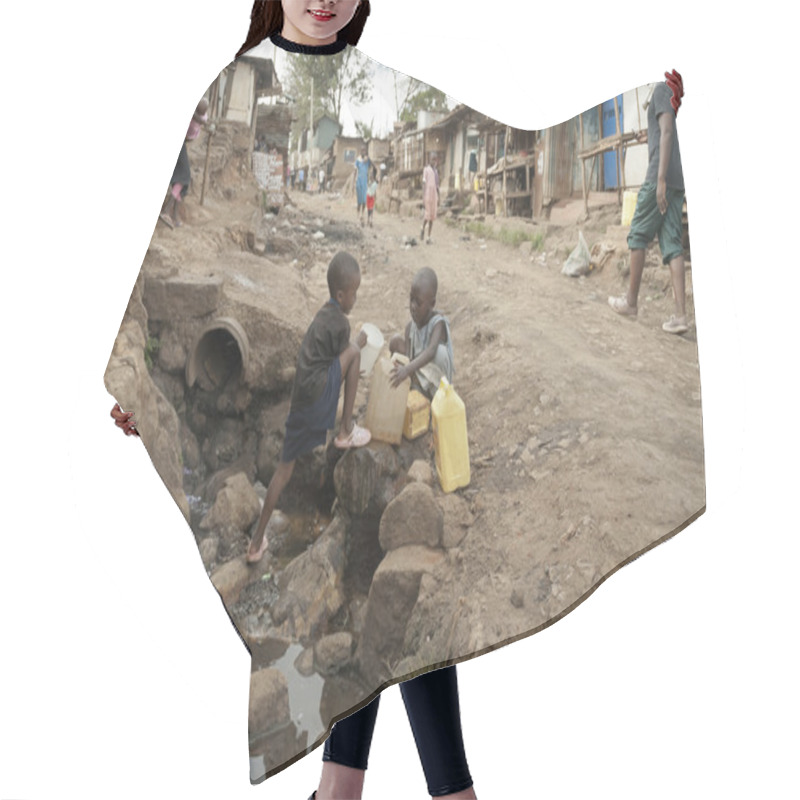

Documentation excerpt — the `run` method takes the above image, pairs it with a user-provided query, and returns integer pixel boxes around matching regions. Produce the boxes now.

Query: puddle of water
[248,643,325,781]
[269,511,331,571]
[275,643,324,739]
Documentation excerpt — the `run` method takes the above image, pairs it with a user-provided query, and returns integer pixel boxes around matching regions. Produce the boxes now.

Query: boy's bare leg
[436,789,477,799]
[626,248,646,309]
[667,254,686,318]
[247,459,295,561]
[338,343,361,439]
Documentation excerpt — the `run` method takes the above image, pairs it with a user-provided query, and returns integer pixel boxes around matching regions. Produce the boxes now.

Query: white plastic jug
[359,323,384,376]
[364,354,410,445]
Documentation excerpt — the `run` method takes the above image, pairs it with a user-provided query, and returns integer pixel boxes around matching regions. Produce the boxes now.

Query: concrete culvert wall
[187,317,250,391]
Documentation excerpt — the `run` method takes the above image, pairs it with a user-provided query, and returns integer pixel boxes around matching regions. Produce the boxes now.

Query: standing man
[609,76,687,334]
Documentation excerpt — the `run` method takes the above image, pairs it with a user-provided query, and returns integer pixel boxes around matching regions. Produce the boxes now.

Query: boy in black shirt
[247,252,371,563]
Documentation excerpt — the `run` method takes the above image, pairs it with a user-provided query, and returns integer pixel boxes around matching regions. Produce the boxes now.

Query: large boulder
[319,675,370,734]
[156,327,188,374]
[248,668,291,738]
[249,666,307,776]
[333,443,401,518]
[437,493,474,548]
[378,482,443,552]
[200,472,261,535]
[103,276,189,520]
[143,274,224,322]
[314,632,354,676]
[270,514,347,642]
[210,556,261,607]
[356,545,445,687]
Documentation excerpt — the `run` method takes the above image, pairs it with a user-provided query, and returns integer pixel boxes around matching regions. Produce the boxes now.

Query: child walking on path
[609,74,688,334]
[421,154,440,244]
[389,267,453,398]
[247,251,371,563]
[366,168,378,227]
[355,147,372,225]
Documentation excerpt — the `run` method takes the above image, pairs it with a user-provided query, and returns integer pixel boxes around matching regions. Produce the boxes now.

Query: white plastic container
[364,354,410,445]
[359,323,384,376]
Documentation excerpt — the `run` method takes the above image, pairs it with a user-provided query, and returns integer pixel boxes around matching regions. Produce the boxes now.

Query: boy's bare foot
[608,295,638,317]
[334,422,371,450]
[246,535,269,564]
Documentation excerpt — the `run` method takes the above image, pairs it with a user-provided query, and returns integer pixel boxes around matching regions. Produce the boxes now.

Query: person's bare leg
[427,219,434,241]
[315,762,365,800]
[247,459,295,561]
[667,254,686,318]
[626,248,646,309]
[337,343,361,439]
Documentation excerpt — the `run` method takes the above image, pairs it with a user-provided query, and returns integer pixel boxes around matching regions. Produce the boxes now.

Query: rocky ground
[106,130,704,777]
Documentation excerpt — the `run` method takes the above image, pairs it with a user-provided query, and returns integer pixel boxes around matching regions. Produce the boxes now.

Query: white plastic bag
[561,230,591,277]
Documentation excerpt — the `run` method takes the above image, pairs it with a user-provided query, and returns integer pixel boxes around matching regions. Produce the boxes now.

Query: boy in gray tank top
[389,267,454,398]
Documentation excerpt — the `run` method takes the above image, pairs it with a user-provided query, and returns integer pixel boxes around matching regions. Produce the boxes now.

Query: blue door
[602,96,623,188]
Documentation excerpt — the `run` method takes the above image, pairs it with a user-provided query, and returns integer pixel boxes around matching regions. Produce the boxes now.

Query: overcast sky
[254,40,455,138]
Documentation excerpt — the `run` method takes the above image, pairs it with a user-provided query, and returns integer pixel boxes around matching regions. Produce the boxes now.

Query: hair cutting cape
[105,37,704,783]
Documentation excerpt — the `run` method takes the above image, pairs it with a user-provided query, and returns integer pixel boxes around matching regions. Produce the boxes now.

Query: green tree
[354,119,375,141]
[397,82,449,123]
[284,50,373,132]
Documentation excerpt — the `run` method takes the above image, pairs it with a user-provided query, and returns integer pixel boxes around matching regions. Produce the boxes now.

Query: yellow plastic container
[431,377,470,493]
[364,354,410,445]
[403,390,431,440]
[621,190,639,226]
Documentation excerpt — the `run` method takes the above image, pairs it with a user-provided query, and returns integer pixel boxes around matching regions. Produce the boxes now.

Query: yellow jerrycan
[364,354,410,445]
[431,377,470,492]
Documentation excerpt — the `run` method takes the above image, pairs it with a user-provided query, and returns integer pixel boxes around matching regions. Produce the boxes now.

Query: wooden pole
[503,125,510,217]
[200,125,213,206]
[613,95,623,204]
[200,78,219,206]
[597,105,604,190]
[635,86,642,131]
[579,112,588,218]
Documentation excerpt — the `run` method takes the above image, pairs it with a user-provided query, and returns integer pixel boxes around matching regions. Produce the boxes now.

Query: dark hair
[237,1,371,58]
[413,267,438,297]
[327,251,361,297]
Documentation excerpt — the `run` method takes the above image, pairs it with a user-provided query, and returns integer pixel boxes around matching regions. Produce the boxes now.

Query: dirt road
[275,188,704,663]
